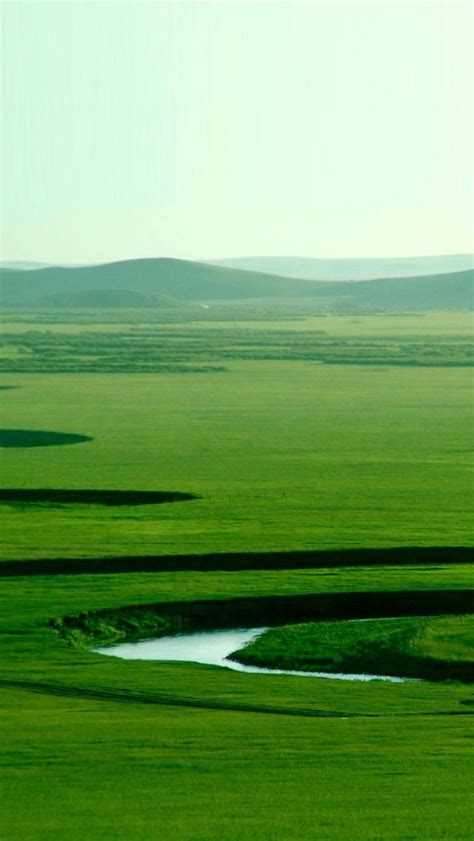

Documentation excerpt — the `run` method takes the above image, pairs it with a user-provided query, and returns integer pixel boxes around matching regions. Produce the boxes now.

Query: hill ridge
[1,258,472,310]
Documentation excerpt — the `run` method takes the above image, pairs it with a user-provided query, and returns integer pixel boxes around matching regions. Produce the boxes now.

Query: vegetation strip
[2,319,473,372]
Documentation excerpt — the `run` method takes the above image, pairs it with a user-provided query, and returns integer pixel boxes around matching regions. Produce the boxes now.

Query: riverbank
[231,615,474,682]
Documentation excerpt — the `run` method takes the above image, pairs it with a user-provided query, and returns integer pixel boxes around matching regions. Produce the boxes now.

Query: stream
[94,626,406,683]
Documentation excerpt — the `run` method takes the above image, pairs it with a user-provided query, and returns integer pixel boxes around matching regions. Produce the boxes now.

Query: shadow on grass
[0,429,93,447]
[0,488,199,507]
[1,546,472,576]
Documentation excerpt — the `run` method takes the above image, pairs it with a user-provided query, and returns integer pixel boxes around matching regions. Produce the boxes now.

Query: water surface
[95,627,406,683]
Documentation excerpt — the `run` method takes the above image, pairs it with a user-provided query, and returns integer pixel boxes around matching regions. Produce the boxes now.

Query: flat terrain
[1,308,473,839]
[1,310,472,560]
[1,566,474,840]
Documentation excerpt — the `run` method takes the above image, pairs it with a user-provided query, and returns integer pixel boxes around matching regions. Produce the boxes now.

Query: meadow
[232,614,474,681]
[1,307,473,839]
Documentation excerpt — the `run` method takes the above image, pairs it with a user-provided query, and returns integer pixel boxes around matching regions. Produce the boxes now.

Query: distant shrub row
[1,322,472,373]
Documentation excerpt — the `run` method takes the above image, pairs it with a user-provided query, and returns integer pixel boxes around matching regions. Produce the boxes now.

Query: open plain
[1,304,473,840]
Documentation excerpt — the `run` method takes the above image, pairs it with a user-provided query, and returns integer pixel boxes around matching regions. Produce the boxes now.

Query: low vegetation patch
[231,615,474,682]
[1,317,472,372]
[0,429,93,448]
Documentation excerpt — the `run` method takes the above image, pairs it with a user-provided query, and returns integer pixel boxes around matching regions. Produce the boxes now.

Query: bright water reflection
[94,627,406,683]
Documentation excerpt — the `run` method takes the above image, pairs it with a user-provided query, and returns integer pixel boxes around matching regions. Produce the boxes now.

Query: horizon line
[2,251,474,267]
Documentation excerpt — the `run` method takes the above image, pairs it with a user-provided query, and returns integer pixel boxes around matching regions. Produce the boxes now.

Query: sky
[1,1,473,263]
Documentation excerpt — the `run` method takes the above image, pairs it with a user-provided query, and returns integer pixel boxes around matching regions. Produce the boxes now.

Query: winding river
[94,626,406,683]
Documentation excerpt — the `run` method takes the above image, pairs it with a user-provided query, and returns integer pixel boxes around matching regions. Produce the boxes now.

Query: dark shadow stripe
[1,679,472,719]
[1,546,472,576]
[0,678,353,718]
[53,589,474,646]
[0,488,199,506]
[0,429,93,448]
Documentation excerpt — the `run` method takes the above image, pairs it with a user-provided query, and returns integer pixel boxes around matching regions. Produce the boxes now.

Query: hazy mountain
[4,253,473,280]
[1,258,472,310]
[205,254,474,281]
[0,261,95,271]
[0,261,57,271]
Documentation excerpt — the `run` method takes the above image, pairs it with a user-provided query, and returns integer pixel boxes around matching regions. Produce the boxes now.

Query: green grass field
[232,614,474,681]
[1,309,473,839]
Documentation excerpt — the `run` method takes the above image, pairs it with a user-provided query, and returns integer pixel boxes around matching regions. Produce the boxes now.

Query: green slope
[4,253,473,279]
[0,258,306,304]
[207,253,474,281]
[1,257,472,309]
[323,269,474,311]
[37,288,188,309]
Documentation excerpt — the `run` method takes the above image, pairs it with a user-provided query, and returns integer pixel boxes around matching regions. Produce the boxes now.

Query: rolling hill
[207,254,474,281]
[0,258,472,310]
[3,253,473,281]
[321,269,474,311]
[0,259,303,305]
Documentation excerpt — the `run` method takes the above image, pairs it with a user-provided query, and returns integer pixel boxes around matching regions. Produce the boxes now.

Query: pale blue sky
[1,1,473,262]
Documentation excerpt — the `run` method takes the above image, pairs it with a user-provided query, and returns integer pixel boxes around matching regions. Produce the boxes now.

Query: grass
[231,615,474,681]
[1,566,473,721]
[3,688,474,841]
[1,566,474,839]
[1,308,473,372]
[2,688,472,841]
[0,358,473,561]
[47,584,474,649]
[1,307,473,839]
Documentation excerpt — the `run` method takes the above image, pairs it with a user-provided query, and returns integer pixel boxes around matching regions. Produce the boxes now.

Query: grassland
[1,566,474,840]
[1,307,473,839]
[1,353,472,560]
[3,688,472,841]
[232,615,474,681]
[1,309,473,372]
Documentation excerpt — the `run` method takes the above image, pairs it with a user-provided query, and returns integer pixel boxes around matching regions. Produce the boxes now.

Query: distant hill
[0,258,472,310]
[4,254,473,280]
[0,261,58,271]
[322,270,474,311]
[37,288,187,309]
[0,258,311,304]
[0,261,94,271]
[206,254,474,281]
